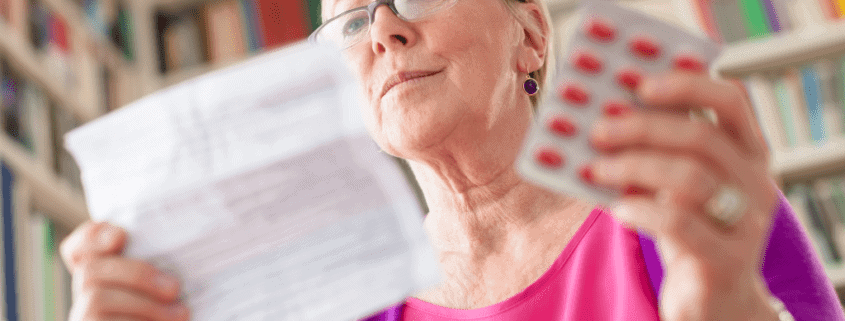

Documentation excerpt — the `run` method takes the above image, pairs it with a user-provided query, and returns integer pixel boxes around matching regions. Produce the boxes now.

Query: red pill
[573,51,603,75]
[616,69,643,91]
[630,37,662,60]
[535,148,564,169]
[579,165,594,184]
[603,101,632,117]
[673,55,706,73]
[548,117,578,138]
[585,18,616,43]
[558,83,591,106]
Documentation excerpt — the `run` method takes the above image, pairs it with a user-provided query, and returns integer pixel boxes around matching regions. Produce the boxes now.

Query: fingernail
[157,274,179,293]
[168,304,188,319]
[97,225,120,250]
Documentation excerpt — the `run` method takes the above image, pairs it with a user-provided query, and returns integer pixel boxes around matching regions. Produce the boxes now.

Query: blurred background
[1,0,845,319]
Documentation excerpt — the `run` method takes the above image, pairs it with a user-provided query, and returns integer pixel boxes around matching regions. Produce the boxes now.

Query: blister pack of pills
[516,0,721,205]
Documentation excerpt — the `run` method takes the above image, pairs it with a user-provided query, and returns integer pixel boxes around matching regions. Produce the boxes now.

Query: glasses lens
[395,0,458,20]
[315,9,371,48]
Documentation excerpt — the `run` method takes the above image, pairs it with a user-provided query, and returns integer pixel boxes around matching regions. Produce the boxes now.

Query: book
[813,179,845,263]
[163,14,204,72]
[711,0,748,43]
[255,0,309,49]
[19,83,53,167]
[1,162,17,321]
[738,0,773,38]
[772,74,798,146]
[745,74,788,150]
[759,0,783,33]
[782,68,813,146]
[815,59,844,136]
[788,183,841,265]
[204,0,247,64]
[304,0,321,33]
[116,3,134,60]
[28,213,45,321]
[770,0,794,31]
[801,65,827,144]
[238,0,263,52]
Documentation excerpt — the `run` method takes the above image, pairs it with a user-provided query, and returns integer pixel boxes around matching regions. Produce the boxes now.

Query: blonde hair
[501,0,554,112]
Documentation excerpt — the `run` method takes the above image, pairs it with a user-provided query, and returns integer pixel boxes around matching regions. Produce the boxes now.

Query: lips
[380,70,442,97]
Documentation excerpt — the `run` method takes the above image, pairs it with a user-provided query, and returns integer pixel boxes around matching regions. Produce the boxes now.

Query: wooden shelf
[826,264,845,288]
[0,135,88,230]
[716,22,845,78]
[0,23,97,123]
[772,136,845,181]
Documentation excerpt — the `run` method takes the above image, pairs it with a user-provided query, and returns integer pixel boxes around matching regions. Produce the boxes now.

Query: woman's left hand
[588,71,781,321]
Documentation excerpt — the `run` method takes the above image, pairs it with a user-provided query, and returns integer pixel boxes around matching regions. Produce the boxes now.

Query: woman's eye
[342,18,367,37]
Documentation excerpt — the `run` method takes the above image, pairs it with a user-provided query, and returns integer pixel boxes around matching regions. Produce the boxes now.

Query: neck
[409,155,586,258]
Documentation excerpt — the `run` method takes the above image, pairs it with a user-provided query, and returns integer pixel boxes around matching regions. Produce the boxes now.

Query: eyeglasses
[309,0,459,49]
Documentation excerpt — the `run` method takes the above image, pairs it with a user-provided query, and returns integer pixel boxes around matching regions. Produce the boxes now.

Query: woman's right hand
[60,221,190,321]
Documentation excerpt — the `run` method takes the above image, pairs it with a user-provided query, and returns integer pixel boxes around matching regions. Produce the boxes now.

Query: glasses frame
[308,0,454,49]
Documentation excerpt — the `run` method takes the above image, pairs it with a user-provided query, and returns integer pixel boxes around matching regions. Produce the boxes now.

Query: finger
[590,110,748,181]
[74,286,189,321]
[61,221,127,273]
[637,72,765,156]
[590,151,721,210]
[611,198,723,259]
[74,256,181,303]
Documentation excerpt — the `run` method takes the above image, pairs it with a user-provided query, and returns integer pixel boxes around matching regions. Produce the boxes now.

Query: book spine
[773,76,798,146]
[759,0,783,32]
[783,68,813,146]
[838,56,845,135]
[305,0,321,34]
[786,185,834,265]
[744,75,788,150]
[738,0,773,38]
[712,0,749,43]
[1,163,18,321]
[801,65,827,144]
[813,179,845,265]
[255,0,309,49]
[803,182,843,263]
[815,59,844,136]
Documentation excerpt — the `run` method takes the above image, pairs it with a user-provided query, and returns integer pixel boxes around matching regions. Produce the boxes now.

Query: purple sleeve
[358,303,404,321]
[763,189,845,320]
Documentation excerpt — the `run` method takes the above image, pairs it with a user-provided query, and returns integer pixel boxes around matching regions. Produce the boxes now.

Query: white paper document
[65,42,441,320]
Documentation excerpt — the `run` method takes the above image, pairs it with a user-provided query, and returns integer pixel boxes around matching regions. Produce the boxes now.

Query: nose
[369,5,417,54]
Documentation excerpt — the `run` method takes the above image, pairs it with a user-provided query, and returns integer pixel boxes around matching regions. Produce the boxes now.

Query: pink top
[402,207,660,320]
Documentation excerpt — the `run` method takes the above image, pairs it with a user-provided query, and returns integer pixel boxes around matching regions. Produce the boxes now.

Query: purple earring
[524,76,539,96]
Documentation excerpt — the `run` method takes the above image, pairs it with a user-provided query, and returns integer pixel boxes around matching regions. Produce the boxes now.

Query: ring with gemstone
[704,185,747,228]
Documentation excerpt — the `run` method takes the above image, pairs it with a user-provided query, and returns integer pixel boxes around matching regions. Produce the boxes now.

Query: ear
[514,2,550,74]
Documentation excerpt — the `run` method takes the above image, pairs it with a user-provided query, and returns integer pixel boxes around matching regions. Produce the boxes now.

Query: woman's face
[322,0,537,159]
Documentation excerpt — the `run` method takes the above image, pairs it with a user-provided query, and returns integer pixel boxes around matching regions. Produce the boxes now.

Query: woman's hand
[588,71,782,321]
[60,221,190,321]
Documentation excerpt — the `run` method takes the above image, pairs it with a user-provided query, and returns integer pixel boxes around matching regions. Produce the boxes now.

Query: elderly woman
[60,0,844,320]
